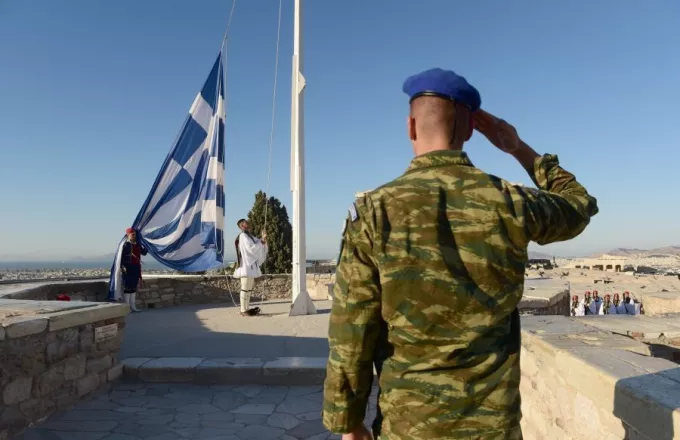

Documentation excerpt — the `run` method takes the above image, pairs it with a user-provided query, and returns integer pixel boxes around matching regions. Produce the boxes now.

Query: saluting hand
[472,109,523,154]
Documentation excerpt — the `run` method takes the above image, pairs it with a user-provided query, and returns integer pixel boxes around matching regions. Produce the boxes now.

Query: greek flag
[108,52,226,300]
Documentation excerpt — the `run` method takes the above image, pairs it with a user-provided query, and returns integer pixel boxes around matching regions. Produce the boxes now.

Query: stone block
[34,363,65,398]
[522,316,599,335]
[76,373,100,397]
[194,358,264,385]
[310,283,333,301]
[263,357,328,386]
[3,376,33,405]
[63,354,86,381]
[19,398,55,422]
[538,331,652,356]
[3,316,48,339]
[96,332,124,355]
[160,294,175,301]
[1,405,28,435]
[137,357,204,383]
[46,337,79,364]
[54,384,79,410]
[121,357,154,379]
[87,355,113,374]
[78,326,95,354]
[0,334,47,381]
[107,364,124,382]
[48,304,129,332]
[576,315,680,340]
[57,327,79,343]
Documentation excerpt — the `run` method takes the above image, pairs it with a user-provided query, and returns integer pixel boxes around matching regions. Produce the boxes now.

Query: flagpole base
[289,290,317,316]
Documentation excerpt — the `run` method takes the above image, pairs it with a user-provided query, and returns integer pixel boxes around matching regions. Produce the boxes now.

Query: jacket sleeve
[322,201,382,434]
[257,244,268,266]
[239,234,267,268]
[515,154,599,245]
[120,242,131,267]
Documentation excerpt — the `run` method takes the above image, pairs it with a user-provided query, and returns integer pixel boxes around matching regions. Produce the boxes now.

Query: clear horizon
[1,1,679,261]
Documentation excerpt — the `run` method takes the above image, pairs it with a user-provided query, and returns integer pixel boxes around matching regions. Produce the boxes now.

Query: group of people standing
[115,219,268,317]
[571,290,641,316]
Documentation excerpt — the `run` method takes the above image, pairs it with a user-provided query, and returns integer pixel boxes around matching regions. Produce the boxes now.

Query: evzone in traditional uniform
[571,295,585,317]
[622,290,641,315]
[121,228,147,312]
[589,290,603,315]
[233,218,268,317]
[600,293,616,315]
[583,291,593,315]
[612,293,627,314]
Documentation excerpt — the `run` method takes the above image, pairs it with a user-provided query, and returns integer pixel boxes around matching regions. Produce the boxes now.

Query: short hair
[410,96,470,145]
[236,219,247,227]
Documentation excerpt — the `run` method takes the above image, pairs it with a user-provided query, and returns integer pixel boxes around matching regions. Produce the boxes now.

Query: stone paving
[17,382,378,440]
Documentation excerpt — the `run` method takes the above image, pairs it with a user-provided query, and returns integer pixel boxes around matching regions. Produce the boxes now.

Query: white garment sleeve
[257,244,269,266]
[239,234,267,269]
[574,303,585,316]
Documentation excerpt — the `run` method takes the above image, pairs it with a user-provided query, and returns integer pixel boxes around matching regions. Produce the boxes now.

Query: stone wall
[5,281,109,302]
[134,275,293,309]
[520,316,680,440]
[0,303,129,439]
[2,275,339,310]
[518,290,570,316]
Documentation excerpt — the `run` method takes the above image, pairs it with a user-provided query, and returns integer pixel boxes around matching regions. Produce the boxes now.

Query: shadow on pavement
[120,301,331,360]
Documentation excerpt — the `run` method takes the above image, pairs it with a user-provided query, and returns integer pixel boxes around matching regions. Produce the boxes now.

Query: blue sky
[0,0,678,261]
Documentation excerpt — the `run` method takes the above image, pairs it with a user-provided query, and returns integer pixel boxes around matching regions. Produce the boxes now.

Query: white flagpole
[290,0,316,316]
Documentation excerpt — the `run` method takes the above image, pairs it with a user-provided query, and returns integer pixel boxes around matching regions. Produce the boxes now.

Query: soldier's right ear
[407,116,417,142]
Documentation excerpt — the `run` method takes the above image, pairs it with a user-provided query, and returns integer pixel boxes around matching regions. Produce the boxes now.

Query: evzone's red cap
[126,228,135,234]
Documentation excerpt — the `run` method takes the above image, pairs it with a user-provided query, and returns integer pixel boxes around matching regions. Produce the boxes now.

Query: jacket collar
[406,150,474,173]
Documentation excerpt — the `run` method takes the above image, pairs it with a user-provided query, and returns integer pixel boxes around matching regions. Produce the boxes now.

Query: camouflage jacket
[322,150,598,439]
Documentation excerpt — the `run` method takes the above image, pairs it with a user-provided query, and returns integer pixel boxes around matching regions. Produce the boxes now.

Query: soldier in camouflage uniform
[321,67,598,440]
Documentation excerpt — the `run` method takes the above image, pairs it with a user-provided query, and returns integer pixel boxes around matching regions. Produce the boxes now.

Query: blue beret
[403,68,481,111]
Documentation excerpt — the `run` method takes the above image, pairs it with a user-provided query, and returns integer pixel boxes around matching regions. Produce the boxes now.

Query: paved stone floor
[120,301,333,359]
[17,382,378,440]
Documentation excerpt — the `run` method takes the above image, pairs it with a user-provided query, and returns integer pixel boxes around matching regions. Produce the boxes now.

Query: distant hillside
[589,246,680,258]
[528,251,554,260]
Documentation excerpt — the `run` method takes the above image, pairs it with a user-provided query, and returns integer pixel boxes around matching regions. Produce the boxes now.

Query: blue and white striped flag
[108,52,226,301]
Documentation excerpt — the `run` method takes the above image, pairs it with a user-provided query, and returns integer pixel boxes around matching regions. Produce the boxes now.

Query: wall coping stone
[522,315,680,439]
[1,300,129,337]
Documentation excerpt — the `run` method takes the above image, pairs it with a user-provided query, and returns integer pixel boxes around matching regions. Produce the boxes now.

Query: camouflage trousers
[372,359,523,440]
[376,429,522,440]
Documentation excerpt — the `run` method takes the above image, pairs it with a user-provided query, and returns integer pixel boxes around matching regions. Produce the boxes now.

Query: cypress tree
[246,190,292,274]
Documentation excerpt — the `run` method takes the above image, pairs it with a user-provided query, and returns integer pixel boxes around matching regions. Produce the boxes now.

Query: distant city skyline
[3,245,680,264]
[1,1,679,261]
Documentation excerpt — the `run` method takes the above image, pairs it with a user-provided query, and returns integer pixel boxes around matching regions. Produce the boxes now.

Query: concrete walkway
[17,381,378,440]
[120,301,333,360]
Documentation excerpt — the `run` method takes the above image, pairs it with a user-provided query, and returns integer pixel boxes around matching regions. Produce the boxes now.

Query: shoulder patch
[348,203,358,222]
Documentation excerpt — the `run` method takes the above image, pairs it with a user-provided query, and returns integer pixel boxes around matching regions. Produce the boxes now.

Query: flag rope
[262,0,283,241]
